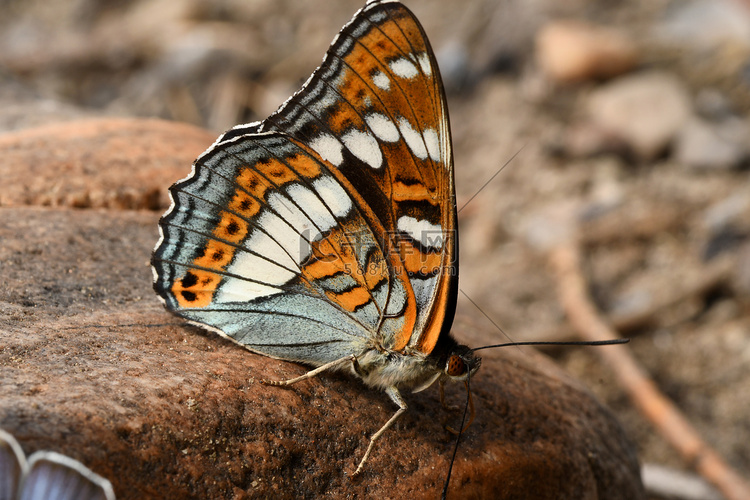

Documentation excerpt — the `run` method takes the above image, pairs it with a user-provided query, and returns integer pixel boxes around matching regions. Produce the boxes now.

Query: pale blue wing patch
[184,292,370,364]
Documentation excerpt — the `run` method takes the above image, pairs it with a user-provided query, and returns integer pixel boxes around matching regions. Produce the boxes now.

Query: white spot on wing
[245,225,296,270]
[225,251,296,286]
[417,52,432,76]
[257,211,308,264]
[397,118,428,160]
[268,192,322,243]
[366,113,400,142]
[423,128,440,162]
[313,176,353,218]
[390,57,419,79]
[287,183,337,232]
[372,70,391,91]
[310,134,344,166]
[342,129,382,169]
[397,215,443,249]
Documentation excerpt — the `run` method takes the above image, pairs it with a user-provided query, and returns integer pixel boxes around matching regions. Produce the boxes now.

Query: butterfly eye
[445,354,467,378]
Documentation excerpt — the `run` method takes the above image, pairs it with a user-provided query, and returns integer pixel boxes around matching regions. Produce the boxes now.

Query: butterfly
[150,0,632,486]
[151,0,479,475]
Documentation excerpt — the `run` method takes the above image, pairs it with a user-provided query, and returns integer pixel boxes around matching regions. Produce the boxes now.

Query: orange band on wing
[193,240,234,270]
[286,153,322,179]
[213,211,249,244]
[228,191,262,219]
[392,181,437,203]
[329,286,372,312]
[397,240,441,275]
[172,269,221,308]
[263,158,299,185]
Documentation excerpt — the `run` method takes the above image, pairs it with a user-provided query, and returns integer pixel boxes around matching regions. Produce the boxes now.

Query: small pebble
[675,118,748,170]
[586,71,692,160]
[703,192,750,231]
[657,0,750,51]
[536,20,637,83]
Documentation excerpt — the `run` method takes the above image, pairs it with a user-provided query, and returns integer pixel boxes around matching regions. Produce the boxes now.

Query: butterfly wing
[153,131,411,363]
[251,0,458,355]
[21,451,115,500]
[152,0,457,364]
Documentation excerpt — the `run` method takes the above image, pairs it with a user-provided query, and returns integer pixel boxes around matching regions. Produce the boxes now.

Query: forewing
[250,0,458,354]
[153,0,457,361]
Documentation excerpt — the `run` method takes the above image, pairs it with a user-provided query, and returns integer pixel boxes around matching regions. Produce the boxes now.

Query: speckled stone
[0,118,215,209]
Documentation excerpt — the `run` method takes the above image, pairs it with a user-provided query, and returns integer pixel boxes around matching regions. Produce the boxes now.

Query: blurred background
[1,0,748,498]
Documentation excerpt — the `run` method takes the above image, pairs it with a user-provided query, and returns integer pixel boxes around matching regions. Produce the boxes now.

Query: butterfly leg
[353,386,406,476]
[260,355,354,386]
[350,354,365,376]
[439,378,460,411]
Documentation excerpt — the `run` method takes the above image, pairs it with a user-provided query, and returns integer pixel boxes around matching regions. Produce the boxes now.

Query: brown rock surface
[1,204,643,499]
[0,117,643,498]
[0,118,216,210]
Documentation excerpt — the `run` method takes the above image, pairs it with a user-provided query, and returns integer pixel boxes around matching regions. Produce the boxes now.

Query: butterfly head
[442,344,481,382]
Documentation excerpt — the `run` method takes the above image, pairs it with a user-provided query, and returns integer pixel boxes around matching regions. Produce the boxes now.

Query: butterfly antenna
[441,376,472,500]
[457,144,525,215]
[458,288,629,351]
[472,339,629,352]
[459,289,513,343]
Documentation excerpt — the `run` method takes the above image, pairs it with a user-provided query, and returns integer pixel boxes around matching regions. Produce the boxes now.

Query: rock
[557,121,629,159]
[695,88,736,121]
[657,0,750,52]
[536,20,637,83]
[0,118,216,210]
[703,192,750,234]
[703,226,748,261]
[651,1,750,100]
[0,72,96,133]
[701,190,750,261]
[586,71,692,160]
[0,207,645,499]
[675,118,749,170]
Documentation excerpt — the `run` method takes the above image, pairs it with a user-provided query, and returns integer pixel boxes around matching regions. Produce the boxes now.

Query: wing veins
[166,184,304,275]
[158,256,378,336]
[188,308,364,340]
[183,140,390,328]
[248,140,388,319]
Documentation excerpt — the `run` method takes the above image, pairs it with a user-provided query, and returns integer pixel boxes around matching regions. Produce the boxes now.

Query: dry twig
[548,239,750,500]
